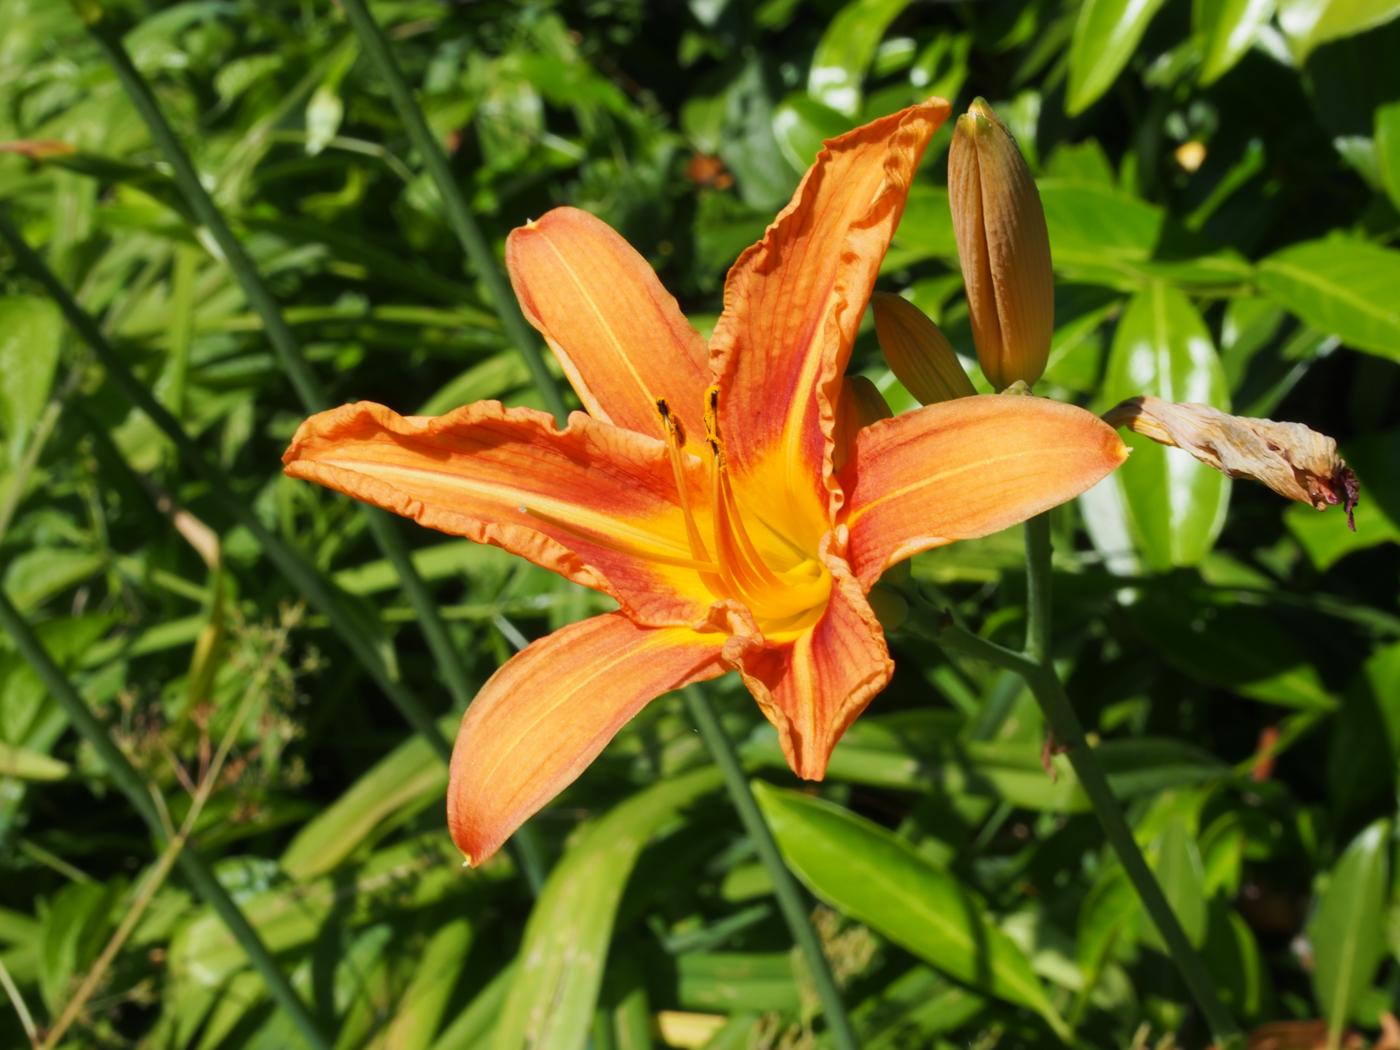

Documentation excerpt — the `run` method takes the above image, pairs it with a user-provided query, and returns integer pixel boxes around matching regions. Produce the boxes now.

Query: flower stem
[681,687,859,1050]
[0,588,330,1050]
[336,0,569,424]
[933,513,1244,1049]
[77,15,477,719]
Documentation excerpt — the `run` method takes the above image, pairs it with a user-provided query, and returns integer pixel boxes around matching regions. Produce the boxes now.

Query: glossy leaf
[806,0,912,116]
[1308,819,1390,1042]
[1196,0,1276,83]
[752,782,1069,1038]
[772,92,850,171]
[1377,100,1400,211]
[1067,0,1170,115]
[493,768,722,1050]
[1082,284,1231,572]
[1141,823,1208,953]
[1257,238,1400,362]
[1279,0,1400,62]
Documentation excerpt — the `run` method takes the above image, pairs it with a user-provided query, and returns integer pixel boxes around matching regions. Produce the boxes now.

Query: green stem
[336,0,569,424]
[1023,514,1052,665]
[0,589,330,1050]
[681,688,858,1050]
[77,16,476,717]
[933,519,1244,1048]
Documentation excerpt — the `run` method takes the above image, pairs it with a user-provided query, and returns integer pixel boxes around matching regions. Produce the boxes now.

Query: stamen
[701,387,788,592]
[656,398,716,570]
[518,503,718,573]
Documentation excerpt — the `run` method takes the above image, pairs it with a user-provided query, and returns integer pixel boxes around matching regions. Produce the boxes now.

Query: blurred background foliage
[1,0,1399,1047]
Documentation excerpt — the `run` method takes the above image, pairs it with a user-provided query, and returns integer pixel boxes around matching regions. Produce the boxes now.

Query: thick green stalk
[77,14,475,715]
[935,519,1244,1049]
[0,589,329,1050]
[336,0,569,424]
[681,688,858,1050]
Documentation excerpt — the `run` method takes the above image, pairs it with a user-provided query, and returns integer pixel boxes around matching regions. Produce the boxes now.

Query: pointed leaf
[806,0,913,116]
[1257,238,1400,362]
[1308,819,1390,1041]
[1067,0,1170,115]
[493,768,722,1050]
[1196,0,1276,83]
[752,782,1068,1038]
[1082,284,1231,572]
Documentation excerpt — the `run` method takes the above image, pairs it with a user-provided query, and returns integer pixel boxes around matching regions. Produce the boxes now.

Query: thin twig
[0,956,39,1048]
[0,587,331,1050]
[40,633,280,1049]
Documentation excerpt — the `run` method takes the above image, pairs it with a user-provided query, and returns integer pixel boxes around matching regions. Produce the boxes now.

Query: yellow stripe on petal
[282,400,716,624]
[839,395,1127,588]
[449,613,728,866]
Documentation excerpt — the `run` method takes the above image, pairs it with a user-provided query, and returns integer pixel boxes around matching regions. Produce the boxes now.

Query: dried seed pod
[1103,396,1360,529]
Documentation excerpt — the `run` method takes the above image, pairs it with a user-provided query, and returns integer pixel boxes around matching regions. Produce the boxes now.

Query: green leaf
[1372,100,1400,212]
[806,0,912,116]
[1257,238,1400,361]
[772,93,849,172]
[0,742,69,780]
[1308,819,1390,1041]
[279,715,455,881]
[493,767,722,1050]
[374,918,474,1050]
[752,782,1069,1039]
[1141,823,1208,953]
[0,295,63,463]
[1129,592,1339,710]
[1082,284,1231,572]
[1066,0,1170,115]
[1279,0,1400,62]
[1196,0,1276,84]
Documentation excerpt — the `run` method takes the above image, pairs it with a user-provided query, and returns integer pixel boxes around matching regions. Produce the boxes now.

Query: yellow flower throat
[526,387,832,635]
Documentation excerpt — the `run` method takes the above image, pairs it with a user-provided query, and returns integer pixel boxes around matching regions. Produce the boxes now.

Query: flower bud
[832,374,891,471]
[871,293,976,404]
[947,98,1054,390]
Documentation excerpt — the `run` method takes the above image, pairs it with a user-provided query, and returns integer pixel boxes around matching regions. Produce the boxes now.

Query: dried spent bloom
[284,100,1127,867]
[871,293,976,404]
[947,98,1054,390]
[1103,396,1360,529]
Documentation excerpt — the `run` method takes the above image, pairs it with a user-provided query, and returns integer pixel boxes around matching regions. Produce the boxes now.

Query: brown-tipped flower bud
[871,293,976,404]
[1104,396,1360,530]
[948,98,1054,391]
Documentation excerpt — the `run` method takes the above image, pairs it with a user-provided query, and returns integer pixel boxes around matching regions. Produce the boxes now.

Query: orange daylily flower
[282,99,1127,866]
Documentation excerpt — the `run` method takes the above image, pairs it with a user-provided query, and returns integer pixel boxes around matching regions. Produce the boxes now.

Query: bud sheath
[871,293,976,404]
[948,99,1054,390]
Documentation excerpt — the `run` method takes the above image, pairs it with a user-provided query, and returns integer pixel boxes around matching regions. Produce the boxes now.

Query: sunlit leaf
[1082,284,1231,572]
[753,782,1069,1038]
[1257,238,1400,362]
[1067,0,1170,115]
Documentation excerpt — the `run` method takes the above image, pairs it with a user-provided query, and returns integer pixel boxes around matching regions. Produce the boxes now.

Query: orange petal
[282,400,711,623]
[734,539,892,779]
[449,613,728,865]
[709,99,950,519]
[839,395,1128,588]
[506,207,711,445]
